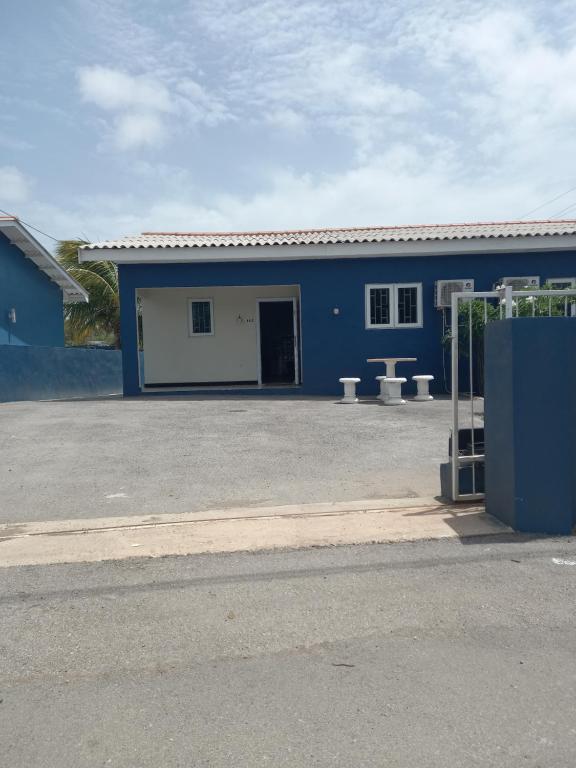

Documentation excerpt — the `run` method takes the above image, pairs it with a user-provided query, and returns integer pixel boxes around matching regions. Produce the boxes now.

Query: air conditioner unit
[434,279,475,308]
[498,276,540,290]
[547,277,576,289]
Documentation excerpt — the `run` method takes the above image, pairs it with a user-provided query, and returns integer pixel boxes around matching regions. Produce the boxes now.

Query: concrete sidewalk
[0,497,511,567]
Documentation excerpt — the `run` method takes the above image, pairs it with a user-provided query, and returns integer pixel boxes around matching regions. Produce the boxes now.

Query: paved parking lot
[0,396,454,523]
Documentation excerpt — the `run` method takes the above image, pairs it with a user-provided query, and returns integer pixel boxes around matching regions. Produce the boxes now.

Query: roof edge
[0,218,88,302]
[81,232,576,264]
[136,218,576,238]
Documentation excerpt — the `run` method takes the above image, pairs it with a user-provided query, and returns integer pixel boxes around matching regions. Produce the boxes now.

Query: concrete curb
[0,497,512,568]
[0,496,444,537]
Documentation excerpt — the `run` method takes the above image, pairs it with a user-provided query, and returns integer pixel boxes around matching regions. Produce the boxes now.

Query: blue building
[80,220,576,397]
[1,217,87,346]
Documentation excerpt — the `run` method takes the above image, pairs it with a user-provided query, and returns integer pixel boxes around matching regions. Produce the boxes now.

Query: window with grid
[396,285,419,325]
[189,299,213,335]
[369,286,392,326]
[365,284,422,328]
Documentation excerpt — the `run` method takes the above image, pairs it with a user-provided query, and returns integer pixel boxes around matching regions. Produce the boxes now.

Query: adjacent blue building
[0,217,87,346]
[80,220,576,397]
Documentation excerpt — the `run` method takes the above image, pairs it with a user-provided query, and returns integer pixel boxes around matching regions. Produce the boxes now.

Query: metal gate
[450,285,576,502]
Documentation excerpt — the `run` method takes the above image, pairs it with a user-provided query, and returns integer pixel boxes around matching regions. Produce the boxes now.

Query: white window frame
[365,283,423,329]
[395,283,423,328]
[365,283,394,329]
[188,298,214,336]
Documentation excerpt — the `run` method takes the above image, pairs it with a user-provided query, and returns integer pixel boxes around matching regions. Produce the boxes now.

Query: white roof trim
[0,218,88,302]
[81,232,576,265]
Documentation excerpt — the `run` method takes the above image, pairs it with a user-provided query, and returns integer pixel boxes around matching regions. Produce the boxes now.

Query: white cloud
[291,43,423,115]
[13,0,576,238]
[175,79,232,126]
[211,5,426,157]
[73,2,426,157]
[265,108,307,134]
[77,65,230,150]
[113,112,166,150]
[394,4,576,183]
[271,42,424,158]
[77,66,172,149]
[22,141,535,246]
[77,66,172,112]
[183,145,526,230]
[192,0,427,157]
[0,166,31,203]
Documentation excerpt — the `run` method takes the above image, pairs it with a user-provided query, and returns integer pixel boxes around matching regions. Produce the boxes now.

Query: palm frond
[56,240,121,347]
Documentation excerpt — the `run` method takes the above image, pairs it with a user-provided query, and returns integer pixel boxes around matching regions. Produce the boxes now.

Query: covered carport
[138,285,301,390]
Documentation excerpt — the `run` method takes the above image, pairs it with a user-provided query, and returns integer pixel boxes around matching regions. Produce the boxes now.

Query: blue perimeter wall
[484,318,576,534]
[118,250,576,397]
[0,232,65,346]
[0,346,122,403]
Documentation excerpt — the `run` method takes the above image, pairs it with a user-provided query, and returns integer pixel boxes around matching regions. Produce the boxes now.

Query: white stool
[375,376,388,401]
[339,377,361,404]
[383,377,406,405]
[412,375,434,401]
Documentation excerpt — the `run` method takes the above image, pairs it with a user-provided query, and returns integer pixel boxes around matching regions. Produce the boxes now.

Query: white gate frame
[450,286,576,502]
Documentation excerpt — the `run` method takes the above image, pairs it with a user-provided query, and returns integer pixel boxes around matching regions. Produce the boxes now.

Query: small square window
[189,299,213,335]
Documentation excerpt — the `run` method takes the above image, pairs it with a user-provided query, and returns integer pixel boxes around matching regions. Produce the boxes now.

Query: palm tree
[56,240,121,348]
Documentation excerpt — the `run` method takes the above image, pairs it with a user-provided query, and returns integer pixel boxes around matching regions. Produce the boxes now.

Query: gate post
[484,318,576,534]
[504,285,513,318]
[450,291,460,500]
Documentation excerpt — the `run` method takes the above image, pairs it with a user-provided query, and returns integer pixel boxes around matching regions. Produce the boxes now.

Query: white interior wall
[139,285,299,385]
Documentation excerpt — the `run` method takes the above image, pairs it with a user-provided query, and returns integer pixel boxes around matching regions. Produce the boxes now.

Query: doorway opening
[257,298,300,385]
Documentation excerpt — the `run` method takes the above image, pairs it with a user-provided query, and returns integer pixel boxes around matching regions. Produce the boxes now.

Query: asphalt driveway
[0,396,453,523]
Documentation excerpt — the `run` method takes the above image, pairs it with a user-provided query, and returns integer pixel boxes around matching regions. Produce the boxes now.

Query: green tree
[444,287,574,394]
[56,240,120,348]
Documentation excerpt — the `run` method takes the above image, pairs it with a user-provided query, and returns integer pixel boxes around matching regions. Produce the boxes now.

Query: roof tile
[81,219,576,250]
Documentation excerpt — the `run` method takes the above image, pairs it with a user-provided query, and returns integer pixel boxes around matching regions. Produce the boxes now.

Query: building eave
[0,218,88,302]
[80,233,576,265]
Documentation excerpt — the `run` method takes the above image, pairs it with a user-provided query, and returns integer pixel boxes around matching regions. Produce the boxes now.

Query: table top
[366,357,417,363]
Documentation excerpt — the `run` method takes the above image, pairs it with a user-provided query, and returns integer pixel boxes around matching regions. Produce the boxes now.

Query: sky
[2,0,576,247]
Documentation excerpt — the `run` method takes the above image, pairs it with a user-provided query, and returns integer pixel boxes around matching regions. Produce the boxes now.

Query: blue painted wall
[484,318,576,534]
[0,232,65,346]
[0,346,122,402]
[118,250,576,397]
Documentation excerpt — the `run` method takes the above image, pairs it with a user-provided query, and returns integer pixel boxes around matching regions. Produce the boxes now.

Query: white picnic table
[366,357,417,378]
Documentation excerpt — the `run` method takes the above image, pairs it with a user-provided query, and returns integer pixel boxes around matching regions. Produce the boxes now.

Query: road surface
[2,536,576,767]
